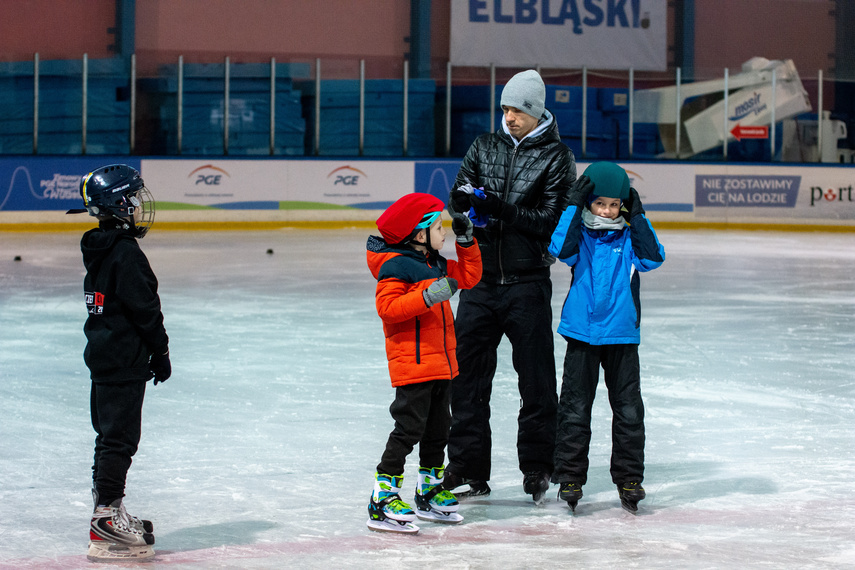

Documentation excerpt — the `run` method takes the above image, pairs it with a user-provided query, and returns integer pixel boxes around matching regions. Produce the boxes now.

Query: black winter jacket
[453,113,576,284]
[81,225,168,383]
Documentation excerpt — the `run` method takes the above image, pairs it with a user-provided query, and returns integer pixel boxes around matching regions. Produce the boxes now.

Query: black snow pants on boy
[553,338,645,486]
[91,380,146,505]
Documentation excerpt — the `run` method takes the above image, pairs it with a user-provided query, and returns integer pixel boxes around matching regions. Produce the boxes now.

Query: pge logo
[327,165,367,186]
[188,164,230,186]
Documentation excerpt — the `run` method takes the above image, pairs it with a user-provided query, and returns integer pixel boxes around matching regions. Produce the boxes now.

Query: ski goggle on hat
[415,210,442,230]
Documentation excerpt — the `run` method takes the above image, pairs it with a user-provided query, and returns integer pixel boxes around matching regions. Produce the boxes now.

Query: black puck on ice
[266,249,274,255]
[14,255,21,261]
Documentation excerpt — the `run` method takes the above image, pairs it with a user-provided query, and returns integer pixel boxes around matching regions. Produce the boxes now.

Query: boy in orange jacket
[365,192,482,533]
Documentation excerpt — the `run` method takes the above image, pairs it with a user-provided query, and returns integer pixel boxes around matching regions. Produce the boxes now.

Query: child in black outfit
[70,164,171,560]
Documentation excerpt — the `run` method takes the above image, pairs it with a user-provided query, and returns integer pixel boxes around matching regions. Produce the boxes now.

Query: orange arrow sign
[730,124,769,141]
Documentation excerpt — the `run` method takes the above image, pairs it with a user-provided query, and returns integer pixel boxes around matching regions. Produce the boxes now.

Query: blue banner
[0,157,141,211]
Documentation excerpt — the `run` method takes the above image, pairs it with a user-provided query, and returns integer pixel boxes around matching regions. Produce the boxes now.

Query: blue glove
[468,188,489,227]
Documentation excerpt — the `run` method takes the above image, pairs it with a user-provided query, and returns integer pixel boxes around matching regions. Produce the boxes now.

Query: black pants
[91,380,146,505]
[553,339,645,486]
[377,380,451,476]
[447,280,557,481]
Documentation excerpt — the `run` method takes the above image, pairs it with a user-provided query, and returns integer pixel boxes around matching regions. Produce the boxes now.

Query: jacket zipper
[441,304,453,377]
[415,317,421,364]
[498,144,520,284]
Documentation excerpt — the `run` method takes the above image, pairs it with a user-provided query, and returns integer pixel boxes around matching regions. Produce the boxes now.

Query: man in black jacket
[445,69,576,503]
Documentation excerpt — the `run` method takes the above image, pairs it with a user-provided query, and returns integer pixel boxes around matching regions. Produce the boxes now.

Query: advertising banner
[694,165,855,220]
[0,157,141,212]
[139,159,416,211]
[2,157,854,226]
[450,0,667,71]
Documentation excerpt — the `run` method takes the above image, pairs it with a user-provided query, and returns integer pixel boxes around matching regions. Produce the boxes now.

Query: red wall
[693,0,835,78]
[0,0,838,81]
[0,0,115,61]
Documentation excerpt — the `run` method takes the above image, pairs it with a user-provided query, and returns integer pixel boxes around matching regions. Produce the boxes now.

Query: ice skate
[558,481,583,512]
[366,473,419,534]
[442,469,491,498]
[618,481,646,514]
[93,489,153,533]
[523,471,551,505]
[88,499,155,561]
[414,467,463,524]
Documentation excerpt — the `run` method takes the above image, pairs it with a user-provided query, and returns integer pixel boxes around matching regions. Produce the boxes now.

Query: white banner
[450,0,667,71]
[140,159,414,210]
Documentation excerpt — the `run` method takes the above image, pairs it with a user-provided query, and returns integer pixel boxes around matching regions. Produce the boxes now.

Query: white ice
[1,228,854,569]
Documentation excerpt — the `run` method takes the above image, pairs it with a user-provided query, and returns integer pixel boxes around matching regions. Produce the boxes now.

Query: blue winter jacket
[548,206,665,345]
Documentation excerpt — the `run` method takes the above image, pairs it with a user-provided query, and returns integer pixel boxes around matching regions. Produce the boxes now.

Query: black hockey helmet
[76,164,155,237]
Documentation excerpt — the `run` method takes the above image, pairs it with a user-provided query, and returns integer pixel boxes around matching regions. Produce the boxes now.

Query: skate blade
[566,501,579,513]
[416,508,464,524]
[620,499,639,515]
[532,491,547,506]
[87,541,155,561]
[366,519,420,534]
[454,486,490,499]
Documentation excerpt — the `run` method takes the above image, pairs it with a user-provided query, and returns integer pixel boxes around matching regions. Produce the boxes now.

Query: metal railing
[5,53,853,163]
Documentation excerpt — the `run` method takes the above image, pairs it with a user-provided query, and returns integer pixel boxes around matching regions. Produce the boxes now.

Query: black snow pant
[553,338,645,486]
[377,379,451,477]
[447,280,557,481]
[91,380,146,506]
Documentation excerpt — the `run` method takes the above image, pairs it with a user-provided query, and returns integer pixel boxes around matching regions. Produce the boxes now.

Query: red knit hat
[376,193,445,244]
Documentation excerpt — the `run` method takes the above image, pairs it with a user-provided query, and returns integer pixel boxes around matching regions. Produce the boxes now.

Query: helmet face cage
[132,185,155,238]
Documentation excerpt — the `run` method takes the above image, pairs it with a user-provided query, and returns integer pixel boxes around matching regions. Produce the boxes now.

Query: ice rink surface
[1,227,854,569]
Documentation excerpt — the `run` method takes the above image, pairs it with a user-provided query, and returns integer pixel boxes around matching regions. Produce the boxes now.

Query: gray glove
[451,213,474,246]
[423,277,459,307]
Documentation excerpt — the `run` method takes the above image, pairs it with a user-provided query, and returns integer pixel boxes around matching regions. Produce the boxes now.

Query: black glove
[471,191,515,222]
[449,188,472,214]
[568,175,595,207]
[149,349,171,385]
[451,214,474,246]
[423,277,459,307]
[622,187,645,221]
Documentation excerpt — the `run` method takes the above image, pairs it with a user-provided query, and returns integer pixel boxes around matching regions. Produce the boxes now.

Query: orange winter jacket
[366,235,482,387]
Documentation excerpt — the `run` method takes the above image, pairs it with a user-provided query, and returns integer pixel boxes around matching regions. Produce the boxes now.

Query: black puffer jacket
[81,225,168,383]
[453,113,576,284]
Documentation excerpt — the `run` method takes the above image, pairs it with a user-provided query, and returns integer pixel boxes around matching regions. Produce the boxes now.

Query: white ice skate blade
[87,540,155,561]
[416,508,464,524]
[366,518,420,534]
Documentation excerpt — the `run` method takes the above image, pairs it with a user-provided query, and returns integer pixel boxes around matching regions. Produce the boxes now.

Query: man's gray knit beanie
[500,70,545,119]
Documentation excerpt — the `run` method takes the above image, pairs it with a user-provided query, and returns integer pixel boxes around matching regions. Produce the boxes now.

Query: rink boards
[0,156,853,228]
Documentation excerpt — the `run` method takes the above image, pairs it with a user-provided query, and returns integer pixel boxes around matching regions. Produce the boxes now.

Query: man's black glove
[451,214,474,247]
[449,188,472,214]
[423,277,459,307]
[150,349,171,385]
[568,175,595,207]
[471,191,515,222]
[622,187,645,221]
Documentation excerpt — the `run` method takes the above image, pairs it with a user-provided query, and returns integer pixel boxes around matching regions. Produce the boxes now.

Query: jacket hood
[502,109,557,147]
[81,227,134,274]
[366,235,431,280]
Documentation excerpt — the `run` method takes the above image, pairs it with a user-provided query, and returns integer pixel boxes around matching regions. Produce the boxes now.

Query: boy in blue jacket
[547,162,665,514]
